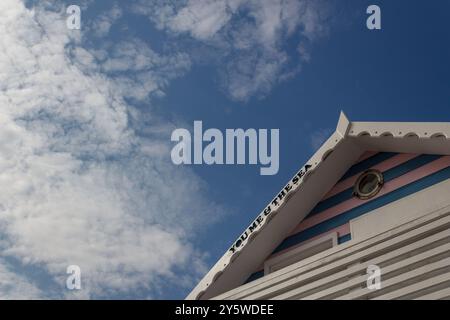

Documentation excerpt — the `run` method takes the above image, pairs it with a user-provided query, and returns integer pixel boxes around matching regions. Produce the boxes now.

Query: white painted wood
[351,178,450,241]
[414,287,450,300]
[283,242,450,300]
[372,271,450,300]
[335,258,450,300]
[264,233,337,275]
[213,207,450,300]
[257,230,450,300]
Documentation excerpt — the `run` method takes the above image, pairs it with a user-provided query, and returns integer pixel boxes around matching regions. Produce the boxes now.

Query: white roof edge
[336,111,351,138]
[348,121,450,139]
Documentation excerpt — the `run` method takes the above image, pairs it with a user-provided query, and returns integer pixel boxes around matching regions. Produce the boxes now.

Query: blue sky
[160,0,450,297]
[0,0,449,299]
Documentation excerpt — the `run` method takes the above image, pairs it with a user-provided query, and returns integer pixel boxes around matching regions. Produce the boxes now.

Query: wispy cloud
[90,4,123,37]
[134,0,330,102]
[0,0,223,299]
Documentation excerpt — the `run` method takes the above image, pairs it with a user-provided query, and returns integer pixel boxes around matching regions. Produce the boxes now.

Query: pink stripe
[357,151,378,163]
[323,153,420,200]
[296,156,450,233]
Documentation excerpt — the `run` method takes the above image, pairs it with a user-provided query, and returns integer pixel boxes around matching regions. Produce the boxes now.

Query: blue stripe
[339,152,397,181]
[245,233,352,284]
[338,234,351,244]
[274,165,450,254]
[245,270,264,284]
[308,154,440,217]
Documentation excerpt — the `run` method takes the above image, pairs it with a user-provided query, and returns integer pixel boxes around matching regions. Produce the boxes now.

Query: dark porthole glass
[354,169,384,200]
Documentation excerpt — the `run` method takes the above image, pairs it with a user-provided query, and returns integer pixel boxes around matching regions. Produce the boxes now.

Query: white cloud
[70,38,191,101]
[0,0,223,298]
[134,0,330,101]
[169,0,234,40]
[91,4,123,37]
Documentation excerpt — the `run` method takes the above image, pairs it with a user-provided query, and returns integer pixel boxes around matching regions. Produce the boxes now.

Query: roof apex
[336,110,351,137]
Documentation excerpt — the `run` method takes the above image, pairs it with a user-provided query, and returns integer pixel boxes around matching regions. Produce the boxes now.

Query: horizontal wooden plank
[374,272,450,300]
[218,210,450,300]
[414,286,450,300]
[337,257,450,300]
[285,241,450,300]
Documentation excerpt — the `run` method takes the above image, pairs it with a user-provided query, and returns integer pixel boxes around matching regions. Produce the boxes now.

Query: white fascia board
[348,121,450,155]
[349,121,450,139]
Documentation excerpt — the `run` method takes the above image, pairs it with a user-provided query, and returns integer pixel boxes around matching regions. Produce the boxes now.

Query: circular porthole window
[354,169,384,200]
